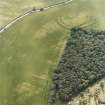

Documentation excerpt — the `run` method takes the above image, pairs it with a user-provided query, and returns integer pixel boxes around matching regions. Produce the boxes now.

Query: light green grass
[0,0,66,26]
[0,0,46,26]
[0,5,69,105]
[0,0,105,105]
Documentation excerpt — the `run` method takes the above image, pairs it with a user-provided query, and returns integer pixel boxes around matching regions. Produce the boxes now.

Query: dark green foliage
[53,27,105,103]
[48,84,56,105]
[100,82,104,92]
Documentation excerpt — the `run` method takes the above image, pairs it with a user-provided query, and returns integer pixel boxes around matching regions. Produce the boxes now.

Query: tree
[100,82,104,92]
[51,27,105,104]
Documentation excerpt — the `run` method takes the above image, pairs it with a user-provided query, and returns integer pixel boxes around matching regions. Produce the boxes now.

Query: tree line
[48,27,105,105]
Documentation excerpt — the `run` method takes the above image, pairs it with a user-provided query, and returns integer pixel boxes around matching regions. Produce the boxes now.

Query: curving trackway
[0,0,73,33]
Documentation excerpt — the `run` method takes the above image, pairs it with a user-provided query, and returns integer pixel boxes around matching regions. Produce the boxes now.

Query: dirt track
[0,0,73,33]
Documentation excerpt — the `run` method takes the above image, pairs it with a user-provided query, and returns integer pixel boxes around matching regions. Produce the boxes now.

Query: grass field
[0,0,46,26]
[0,0,105,105]
[0,0,66,27]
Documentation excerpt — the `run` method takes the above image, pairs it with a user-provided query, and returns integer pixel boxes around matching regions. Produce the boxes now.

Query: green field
[0,0,105,105]
[0,0,65,27]
[0,0,46,26]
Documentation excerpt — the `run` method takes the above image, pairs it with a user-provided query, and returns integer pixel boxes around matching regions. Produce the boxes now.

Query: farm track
[0,0,73,33]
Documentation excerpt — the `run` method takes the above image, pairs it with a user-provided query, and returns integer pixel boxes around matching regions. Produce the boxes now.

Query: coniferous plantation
[49,28,105,105]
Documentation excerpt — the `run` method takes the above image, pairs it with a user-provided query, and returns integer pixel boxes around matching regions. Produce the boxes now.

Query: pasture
[0,0,105,105]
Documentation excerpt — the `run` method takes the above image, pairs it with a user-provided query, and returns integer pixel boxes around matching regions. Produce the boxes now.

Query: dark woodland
[48,27,105,105]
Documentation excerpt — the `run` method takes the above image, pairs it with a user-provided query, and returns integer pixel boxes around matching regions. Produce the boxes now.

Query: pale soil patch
[34,21,60,40]
[15,82,33,95]
[0,1,11,6]
[32,74,48,80]
[15,82,42,96]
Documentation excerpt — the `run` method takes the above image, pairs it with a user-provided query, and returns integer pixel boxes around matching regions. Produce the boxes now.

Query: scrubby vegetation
[68,79,105,105]
[49,27,105,104]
